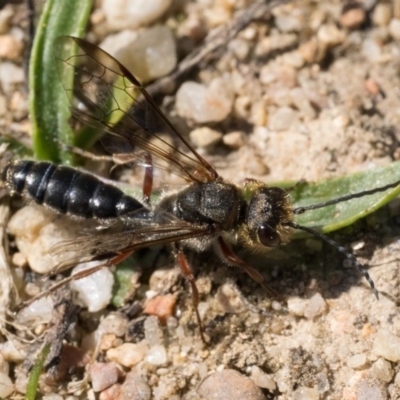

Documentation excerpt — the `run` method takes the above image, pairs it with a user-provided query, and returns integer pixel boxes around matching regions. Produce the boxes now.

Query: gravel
[3,0,400,399]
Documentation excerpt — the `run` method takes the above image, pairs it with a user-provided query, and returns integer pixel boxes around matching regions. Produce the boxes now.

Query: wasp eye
[258,225,281,247]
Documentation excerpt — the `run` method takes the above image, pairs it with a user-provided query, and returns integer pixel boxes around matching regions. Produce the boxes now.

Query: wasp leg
[217,236,282,302]
[142,153,153,205]
[174,242,206,343]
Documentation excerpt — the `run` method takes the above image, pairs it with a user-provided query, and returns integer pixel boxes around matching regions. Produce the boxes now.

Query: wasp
[3,37,400,342]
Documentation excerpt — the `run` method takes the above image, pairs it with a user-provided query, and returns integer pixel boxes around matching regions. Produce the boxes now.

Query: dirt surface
[2,0,400,399]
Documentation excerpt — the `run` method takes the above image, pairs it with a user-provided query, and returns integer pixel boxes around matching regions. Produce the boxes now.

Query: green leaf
[25,343,50,400]
[29,0,92,164]
[111,257,139,308]
[288,160,400,234]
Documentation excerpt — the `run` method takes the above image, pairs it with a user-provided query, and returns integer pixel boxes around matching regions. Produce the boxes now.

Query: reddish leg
[142,153,153,205]
[174,242,206,343]
[217,237,281,301]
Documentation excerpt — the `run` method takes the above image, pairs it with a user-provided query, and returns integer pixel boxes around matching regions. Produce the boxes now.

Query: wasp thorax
[246,187,293,248]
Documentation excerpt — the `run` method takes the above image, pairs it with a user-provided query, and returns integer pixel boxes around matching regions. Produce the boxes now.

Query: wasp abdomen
[2,160,144,219]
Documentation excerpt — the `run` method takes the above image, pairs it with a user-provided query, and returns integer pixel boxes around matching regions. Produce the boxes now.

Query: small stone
[389,18,400,40]
[275,14,302,33]
[0,372,13,398]
[0,62,24,92]
[70,262,114,312]
[102,0,172,31]
[90,362,121,392]
[293,386,319,400]
[0,35,24,62]
[149,268,180,293]
[372,4,392,27]
[0,341,26,363]
[0,6,13,34]
[99,384,121,400]
[42,395,63,400]
[99,313,128,337]
[222,131,246,149]
[371,358,394,382]
[304,293,327,319]
[251,366,276,391]
[197,369,266,400]
[340,7,366,29]
[145,345,167,366]
[364,79,380,95]
[16,297,54,325]
[107,343,146,368]
[317,24,346,47]
[100,26,176,83]
[216,283,246,314]
[143,294,176,324]
[176,78,234,123]
[372,329,400,362]
[269,107,298,132]
[189,127,223,149]
[287,297,308,316]
[347,353,367,370]
[361,38,382,62]
[228,39,250,61]
[121,372,151,400]
[144,315,164,347]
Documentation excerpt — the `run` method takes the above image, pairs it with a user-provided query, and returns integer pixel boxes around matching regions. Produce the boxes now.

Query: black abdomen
[2,160,144,219]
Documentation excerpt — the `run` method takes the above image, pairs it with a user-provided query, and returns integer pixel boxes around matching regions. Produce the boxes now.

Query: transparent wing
[53,36,219,183]
[46,213,216,276]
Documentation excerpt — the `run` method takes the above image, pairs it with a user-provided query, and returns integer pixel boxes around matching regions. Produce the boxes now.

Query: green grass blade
[29,0,92,164]
[289,160,400,234]
[25,343,50,400]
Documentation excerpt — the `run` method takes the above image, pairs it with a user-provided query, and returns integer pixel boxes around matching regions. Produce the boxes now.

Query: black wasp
[3,36,400,342]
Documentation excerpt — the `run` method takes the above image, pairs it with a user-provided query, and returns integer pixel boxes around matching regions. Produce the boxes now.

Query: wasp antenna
[293,179,400,215]
[284,221,379,300]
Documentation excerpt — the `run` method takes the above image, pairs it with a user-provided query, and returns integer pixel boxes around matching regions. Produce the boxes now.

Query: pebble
[286,298,307,317]
[102,0,172,31]
[16,297,54,325]
[222,131,246,149]
[340,7,366,29]
[197,369,266,400]
[361,38,382,62]
[149,268,180,293]
[371,358,394,382]
[0,341,25,363]
[70,262,114,312]
[143,294,176,324]
[90,362,121,392]
[372,329,400,362]
[0,35,23,62]
[0,6,13,34]
[0,61,24,92]
[7,206,79,274]
[250,366,276,391]
[275,14,302,33]
[42,395,63,400]
[107,343,146,368]
[176,78,234,123]
[372,4,392,27]
[144,315,164,347]
[303,293,327,319]
[99,313,128,337]
[228,38,250,61]
[145,345,168,366]
[100,26,176,83]
[389,18,400,40]
[292,386,319,400]
[290,88,316,119]
[347,353,367,370]
[189,127,223,149]
[0,372,13,398]
[317,24,345,47]
[269,107,298,132]
[121,372,151,400]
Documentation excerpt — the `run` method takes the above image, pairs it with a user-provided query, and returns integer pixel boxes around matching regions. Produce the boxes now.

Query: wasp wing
[46,213,216,277]
[53,36,218,183]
